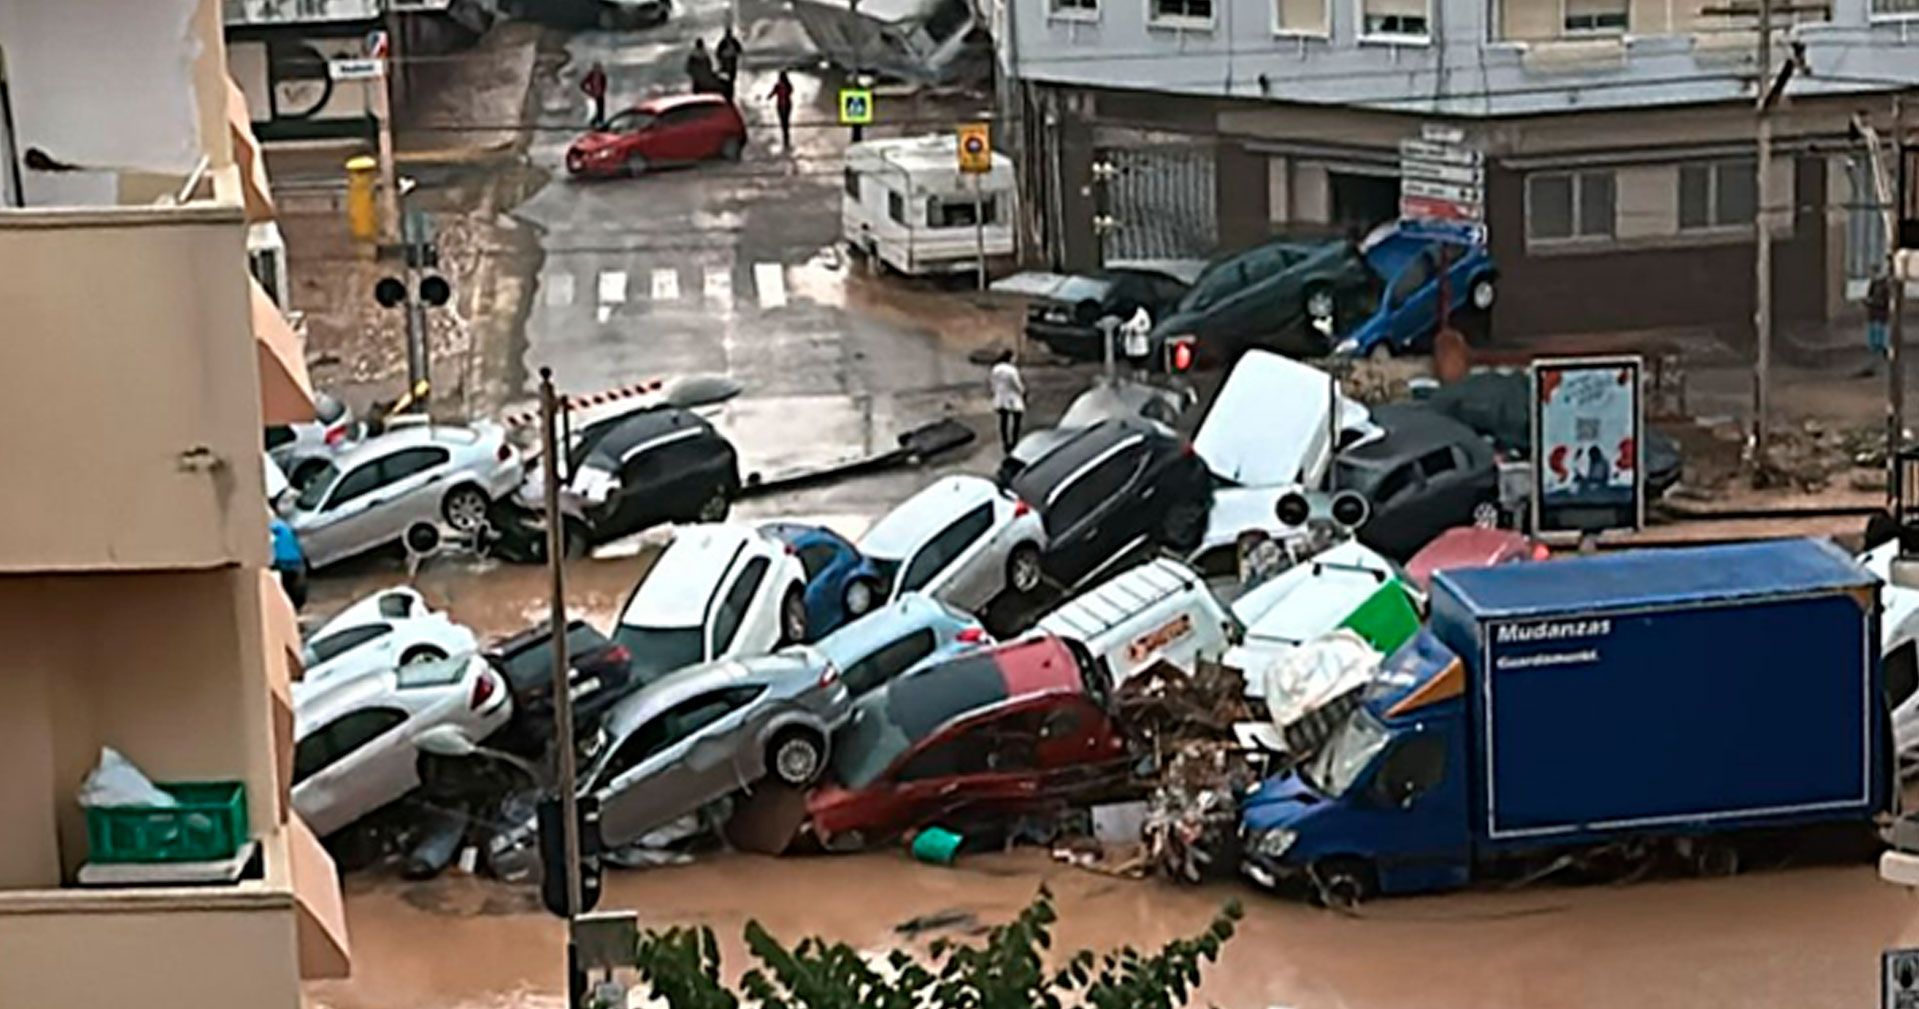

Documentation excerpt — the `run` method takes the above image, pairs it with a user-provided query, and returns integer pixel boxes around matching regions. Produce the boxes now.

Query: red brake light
[956,627,987,644]
[469,670,497,710]
[324,426,346,446]
[818,664,840,688]
[1012,499,1031,518]
[1169,339,1196,373]
[602,644,631,666]
[1530,543,1552,561]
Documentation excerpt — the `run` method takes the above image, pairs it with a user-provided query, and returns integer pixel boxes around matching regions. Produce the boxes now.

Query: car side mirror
[416,725,479,757]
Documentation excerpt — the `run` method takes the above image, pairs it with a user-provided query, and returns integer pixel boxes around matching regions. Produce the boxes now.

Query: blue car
[762,522,885,637]
[809,593,991,697]
[270,517,310,608]
[1334,223,1497,359]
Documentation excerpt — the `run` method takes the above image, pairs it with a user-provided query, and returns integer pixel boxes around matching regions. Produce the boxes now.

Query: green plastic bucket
[910,827,963,865]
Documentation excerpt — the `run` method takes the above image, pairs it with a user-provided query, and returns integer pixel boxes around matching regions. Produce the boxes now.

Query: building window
[1150,0,1214,24]
[1679,159,1757,231]
[1563,0,1627,32]
[1052,0,1098,15]
[1361,0,1429,38]
[1872,0,1919,18]
[1527,170,1616,242]
[1275,0,1330,34]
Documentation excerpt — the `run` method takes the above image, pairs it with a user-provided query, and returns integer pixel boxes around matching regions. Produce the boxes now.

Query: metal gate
[1100,144,1217,261]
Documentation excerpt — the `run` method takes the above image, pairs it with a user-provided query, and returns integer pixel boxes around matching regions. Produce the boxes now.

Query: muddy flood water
[302,556,1919,1009]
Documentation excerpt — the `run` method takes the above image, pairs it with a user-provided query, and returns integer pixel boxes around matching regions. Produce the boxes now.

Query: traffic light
[536,793,603,919]
[419,274,452,307]
[374,276,407,308]
[1165,336,1197,374]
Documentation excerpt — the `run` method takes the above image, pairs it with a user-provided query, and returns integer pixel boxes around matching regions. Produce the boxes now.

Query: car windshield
[294,462,340,511]
[603,110,655,133]
[611,625,705,687]
[1302,707,1391,798]
[1050,276,1112,304]
[829,698,912,789]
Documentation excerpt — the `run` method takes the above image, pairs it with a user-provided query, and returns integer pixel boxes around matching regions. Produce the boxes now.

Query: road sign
[1399,139,1483,167]
[364,28,389,59]
[328,57,384,82]
[957,122,992,174]
[1400,159,1484,187]
[1402,177,1482,206]
[1400,125,1484,228]
[838,88,874,126]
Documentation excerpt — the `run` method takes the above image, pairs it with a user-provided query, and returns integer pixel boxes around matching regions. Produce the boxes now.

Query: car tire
[1304,284,1337,322]
[400,644,449,666]
[720,136,744,161]
[1312,858,1375,910]
[767,728,826,787]
[697,489,730,522]
[844,577,879,617]
[442,485,492,532]
[778,588,808,645]
[1006,543,1043,596]
[1469,274,1497,312]
[625,152,649,177]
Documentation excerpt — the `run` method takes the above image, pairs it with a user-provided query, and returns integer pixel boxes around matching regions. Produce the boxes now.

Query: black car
[1005,416,1213,589]
[485,619,637,753]
[1415,371,1682,495]
[1332,404,1500,561]
[1148,238,1379,366]
[492,407,738,561]
[1023,269,1192,361]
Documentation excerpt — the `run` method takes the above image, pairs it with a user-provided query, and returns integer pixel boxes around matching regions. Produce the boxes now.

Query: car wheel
[442,485,491,532]
[819,828,866,853]
[720,136,743,161]
[1159,503,1206,551]
[1469,275,1497,312]
[625,152,649,177]
[1471,500,1501,528]
[1312,858,1375,910]
[767,729,825,787]
[844,577,879,617]
[778,588,808,645]
[1006,544,1043,596]
[1304,285,1337,322]
[697,489,730,522]
[400,645,449,666]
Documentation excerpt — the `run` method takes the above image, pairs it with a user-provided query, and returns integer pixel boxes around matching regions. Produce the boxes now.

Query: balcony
[222,0,382,25]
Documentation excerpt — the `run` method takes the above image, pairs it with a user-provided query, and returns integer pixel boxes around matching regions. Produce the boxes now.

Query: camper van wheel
[1311,858,1375,910]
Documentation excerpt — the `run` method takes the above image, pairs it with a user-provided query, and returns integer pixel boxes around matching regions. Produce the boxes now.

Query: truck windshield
[1303,707,1391,798]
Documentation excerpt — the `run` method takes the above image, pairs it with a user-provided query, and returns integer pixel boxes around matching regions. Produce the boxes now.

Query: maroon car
[566,93,747,177]
[808,636,1130,849]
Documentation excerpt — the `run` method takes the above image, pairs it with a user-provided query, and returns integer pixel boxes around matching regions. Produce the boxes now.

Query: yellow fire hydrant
[345,155,380,242]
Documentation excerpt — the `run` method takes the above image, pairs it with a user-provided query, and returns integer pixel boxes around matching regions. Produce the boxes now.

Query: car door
[897,503,997,609]
[1411,445,1477,534]
[596,685,767,846]
[1352,727,1470,894]
[1042,445,1151,587]
[290,706,412,837]
[303,621,393,675]
[376,446,455,536]
[1205,247,1285,342]
[652,106,702,162]
[841,628,938,696]
[709,556,771,658]
[1386,248,1440,349]
[885,712,1047,831]
[309,456,398,563]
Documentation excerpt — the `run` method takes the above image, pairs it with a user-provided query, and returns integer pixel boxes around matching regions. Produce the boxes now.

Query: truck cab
[1240,629,1470,900]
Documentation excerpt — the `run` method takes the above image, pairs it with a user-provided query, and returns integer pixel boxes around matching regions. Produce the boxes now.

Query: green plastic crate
[84,781,247,865]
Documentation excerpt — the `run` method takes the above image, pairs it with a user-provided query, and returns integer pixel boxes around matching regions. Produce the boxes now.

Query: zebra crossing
[541,260,802,320]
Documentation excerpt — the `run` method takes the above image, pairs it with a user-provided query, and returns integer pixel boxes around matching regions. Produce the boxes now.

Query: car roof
[860,475,999,558]
[621,523,765,628]
[1009,417,1170,503]
[813,593,970,670]
[1337,404,1483,468]
[328,422,487,469]
[634,92,732,113]
[584,408,710,462]
[1035,557,1212,642]
[600,651,812,741]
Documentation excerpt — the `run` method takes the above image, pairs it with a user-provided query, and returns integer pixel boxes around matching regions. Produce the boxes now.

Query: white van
[842,134,1015,277]
[1031,557,1239,685]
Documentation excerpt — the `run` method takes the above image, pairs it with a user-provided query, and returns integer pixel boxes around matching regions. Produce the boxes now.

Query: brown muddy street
[308,848,1919,1009]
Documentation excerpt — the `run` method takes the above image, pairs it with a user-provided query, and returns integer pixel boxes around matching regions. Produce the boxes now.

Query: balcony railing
[222,0,382,26]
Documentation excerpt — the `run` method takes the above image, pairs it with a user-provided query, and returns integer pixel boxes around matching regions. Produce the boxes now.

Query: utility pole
[1895,95,1908,471]
[539,368,584,1009]
[1753,0,1774,467]
[374,24,400,244]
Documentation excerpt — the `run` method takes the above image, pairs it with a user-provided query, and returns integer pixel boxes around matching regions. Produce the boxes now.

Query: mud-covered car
[1149,238,1377,365]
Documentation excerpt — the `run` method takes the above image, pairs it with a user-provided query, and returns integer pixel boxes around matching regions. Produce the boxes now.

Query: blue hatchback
[762,522,886,637]
[810,593,991,697]
[1335,223,1497,359]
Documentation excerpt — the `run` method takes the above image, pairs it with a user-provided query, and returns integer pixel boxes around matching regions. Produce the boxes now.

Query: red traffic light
[1167,337,1196,373]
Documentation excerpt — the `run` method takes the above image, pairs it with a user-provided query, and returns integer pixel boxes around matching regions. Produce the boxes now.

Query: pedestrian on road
[1868,272,1892,371]
[687,38,715,93]
[768,71,795,152]
[716,26,744,96]
[989,349,1026,455]
[580,61,608,128]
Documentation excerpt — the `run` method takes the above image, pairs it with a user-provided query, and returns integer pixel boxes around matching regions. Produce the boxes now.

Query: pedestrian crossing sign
[838,88,874,126]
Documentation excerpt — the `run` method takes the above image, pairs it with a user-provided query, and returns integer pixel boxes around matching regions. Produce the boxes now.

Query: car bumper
[1025,320,1103,358]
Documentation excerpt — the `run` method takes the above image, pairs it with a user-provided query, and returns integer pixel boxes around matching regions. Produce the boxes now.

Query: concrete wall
[0,568,283,888]
[0,206,268,572]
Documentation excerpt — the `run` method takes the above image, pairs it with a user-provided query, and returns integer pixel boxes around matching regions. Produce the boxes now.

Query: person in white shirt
[988,349,1026,454]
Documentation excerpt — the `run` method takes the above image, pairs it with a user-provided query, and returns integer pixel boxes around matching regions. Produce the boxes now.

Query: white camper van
[842,134,1015,277]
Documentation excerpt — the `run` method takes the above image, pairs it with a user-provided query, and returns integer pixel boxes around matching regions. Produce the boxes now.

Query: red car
[565,93,747,177]
[808,636,1130,850]
[1403,525,1549,593]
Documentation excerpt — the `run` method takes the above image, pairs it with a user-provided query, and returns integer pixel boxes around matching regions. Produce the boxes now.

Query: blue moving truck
[1240,538,1891,901]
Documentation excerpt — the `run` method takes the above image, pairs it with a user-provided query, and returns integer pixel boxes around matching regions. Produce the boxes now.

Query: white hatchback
[612,523,809,687]
[301,586,479,683]
[858,475,1047,613]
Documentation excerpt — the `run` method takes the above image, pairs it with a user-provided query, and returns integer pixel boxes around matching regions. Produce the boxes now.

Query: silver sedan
[286,421,524,570]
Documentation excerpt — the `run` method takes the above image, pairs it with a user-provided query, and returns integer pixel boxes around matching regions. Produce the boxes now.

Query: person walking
[767,70,795,152]
[715,26,743,100]
[686,38,715,94]
[1867,272,1893,376]
[580,61,608,128]
[989,349,1026,455]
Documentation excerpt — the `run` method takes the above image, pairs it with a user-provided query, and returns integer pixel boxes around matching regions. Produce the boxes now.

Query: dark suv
[1004,417,1212,590]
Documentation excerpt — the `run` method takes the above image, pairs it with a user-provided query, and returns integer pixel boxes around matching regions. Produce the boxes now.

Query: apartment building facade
[1001,0,1918,341]
[0,1,350,1006]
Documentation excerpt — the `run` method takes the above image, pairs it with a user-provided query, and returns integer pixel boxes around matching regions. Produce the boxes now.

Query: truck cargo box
[1430,539,1883,846]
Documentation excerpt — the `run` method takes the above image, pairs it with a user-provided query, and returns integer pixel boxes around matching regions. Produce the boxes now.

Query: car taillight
[324,426,346,446]
[602,644,632,667]
[1012,498,1031,518]
[1530,543,1552,561]
[1166,337,1196,373]
[956,627,987,644]
[470,670,497,710]
[818,664,840,688]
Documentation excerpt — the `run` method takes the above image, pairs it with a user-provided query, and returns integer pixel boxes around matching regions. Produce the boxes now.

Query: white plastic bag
[78,747,177,809]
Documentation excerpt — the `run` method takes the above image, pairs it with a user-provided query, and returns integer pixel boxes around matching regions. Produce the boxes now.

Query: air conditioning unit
[247,220,290,310]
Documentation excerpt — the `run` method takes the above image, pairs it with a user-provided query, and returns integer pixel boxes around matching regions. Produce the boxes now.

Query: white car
[1859,541,1919,767]
[612,523,809,687]
[301,587,479,683]
[291,653,512,838]
[1227,539,1408,697]
[857,475,1047,612]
